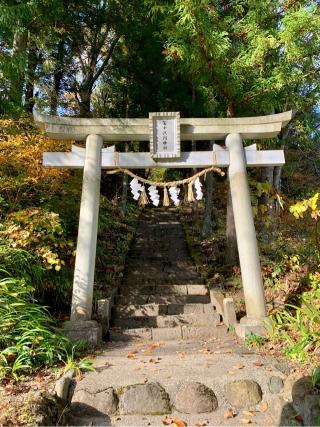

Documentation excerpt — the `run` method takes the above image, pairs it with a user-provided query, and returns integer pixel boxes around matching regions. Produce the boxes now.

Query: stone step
[122,277,204,286]
[122,279,203,288]
[113,303,214,317]
[111,312,220,329]
[114,294,210,305]
[119,284,208,296]
[124,259,196,269]
[109,324,228,341]
[127,252,191,261]
[123,271,199,280]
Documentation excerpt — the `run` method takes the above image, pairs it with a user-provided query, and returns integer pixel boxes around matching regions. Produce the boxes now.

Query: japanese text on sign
[155,119,176,154]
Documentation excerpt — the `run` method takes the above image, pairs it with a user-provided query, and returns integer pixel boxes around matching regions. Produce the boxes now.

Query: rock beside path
[72,387,118,415]
[303,394,320,426]
[175,382,218,413]
[226,380,262,408]
[118,382,170,415]
[269,376,284,394]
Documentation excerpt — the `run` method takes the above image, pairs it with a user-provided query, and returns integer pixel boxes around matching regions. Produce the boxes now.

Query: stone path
[65,208,310,426]
[109,208,224,341]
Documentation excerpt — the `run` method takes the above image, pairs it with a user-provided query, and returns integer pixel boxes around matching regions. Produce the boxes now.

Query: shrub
[269,272,320,362]
[1,208,74,271]
[0,274,81,380]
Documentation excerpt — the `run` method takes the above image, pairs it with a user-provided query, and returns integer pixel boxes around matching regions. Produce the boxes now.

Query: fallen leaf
[294,415,303,423]
[242,410,255,417]
[127,351,138,359]
[195,420,209,426]
[260,402,268,412]
[147,342,160,349]
[233,363,245,370]
[253,361,264,366]
[240,418,253,424]
[224,408,234,419]
[149,358,157,363]
[225,347,233,353]
[176,351,186,358]
[171,419,186,427]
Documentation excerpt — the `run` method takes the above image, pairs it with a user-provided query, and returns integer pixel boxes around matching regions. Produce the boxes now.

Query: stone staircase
[109,208,226,341]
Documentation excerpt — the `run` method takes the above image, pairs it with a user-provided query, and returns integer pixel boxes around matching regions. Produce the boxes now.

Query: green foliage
[245,333,265,348]
[1,208,74,271]
[311,366,320,389]
[290,192,320,252]
[0,274,91,380]
[290,193,319,219]
[148,0,320,118]
[268,271,320,362]
[250,178,283,228]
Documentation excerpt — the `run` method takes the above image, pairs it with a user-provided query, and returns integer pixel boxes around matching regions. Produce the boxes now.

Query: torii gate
[34,110,292,341]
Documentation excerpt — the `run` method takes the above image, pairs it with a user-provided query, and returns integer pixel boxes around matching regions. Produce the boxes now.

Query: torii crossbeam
[34,111,292,342]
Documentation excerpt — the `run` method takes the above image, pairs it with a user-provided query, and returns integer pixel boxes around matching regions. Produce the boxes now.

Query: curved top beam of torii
[34,110,292,141]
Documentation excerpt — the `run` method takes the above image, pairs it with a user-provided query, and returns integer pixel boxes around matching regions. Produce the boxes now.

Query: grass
[0,274,92,380]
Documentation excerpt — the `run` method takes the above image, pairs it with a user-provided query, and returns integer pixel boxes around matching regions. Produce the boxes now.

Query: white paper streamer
[169,186,180,206]
[130,178,143,200]
[194,177,203,200]
[148,185,160,206]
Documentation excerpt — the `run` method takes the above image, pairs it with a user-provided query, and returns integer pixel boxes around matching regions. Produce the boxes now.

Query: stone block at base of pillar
[63,320,102,346]
[223,297,237,327]
[235,316,270,339]
[97,298,111,335]
[210,290,224,317]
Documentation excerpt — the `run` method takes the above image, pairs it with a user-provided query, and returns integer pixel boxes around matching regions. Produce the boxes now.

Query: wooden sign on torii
[34,110,292,341]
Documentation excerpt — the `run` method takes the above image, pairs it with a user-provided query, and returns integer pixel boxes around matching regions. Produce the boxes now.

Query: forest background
[0,0,319,381]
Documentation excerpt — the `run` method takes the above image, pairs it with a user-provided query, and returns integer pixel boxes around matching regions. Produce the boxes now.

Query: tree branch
[91,35,120,85]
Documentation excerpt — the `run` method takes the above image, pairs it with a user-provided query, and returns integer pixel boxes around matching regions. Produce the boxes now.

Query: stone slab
[187,285,208,295]
[223,297,237,326]
[151,327,182,341]
[210,290,225,316]
[63,320,102,346]
[109,328,152,342]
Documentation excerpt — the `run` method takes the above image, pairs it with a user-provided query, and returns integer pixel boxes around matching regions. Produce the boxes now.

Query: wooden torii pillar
[34,111,292,343]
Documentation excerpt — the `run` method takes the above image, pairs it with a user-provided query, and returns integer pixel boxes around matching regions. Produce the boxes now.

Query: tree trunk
[202,171,214,237]
[191,140,198,214]
[10,30,29,107]
[224,105,238,264]
[225,185,238,264]
[273,165,282,192]
[79,88,92,117]
[202,141,215,237]
[258,166,275,236]
[121,142,129,216]
[25,46,38,112]
[50,41,65,114]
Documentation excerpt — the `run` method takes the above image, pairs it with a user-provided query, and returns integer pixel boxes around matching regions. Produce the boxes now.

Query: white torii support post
[71,134,102,321]
[226,134,267,329]
[34,111,292,343]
